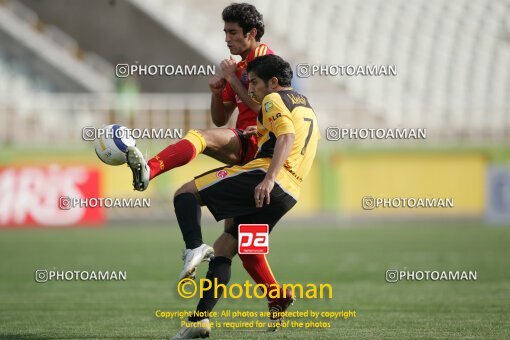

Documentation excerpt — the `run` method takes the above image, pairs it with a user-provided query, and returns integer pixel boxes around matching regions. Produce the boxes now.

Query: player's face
[248,72,271,103]
[224,22,253,56]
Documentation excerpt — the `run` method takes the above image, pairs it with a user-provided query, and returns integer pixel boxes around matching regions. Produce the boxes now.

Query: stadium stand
[0,0,113,93]
[0,0,508,146]
[130,0,510,141]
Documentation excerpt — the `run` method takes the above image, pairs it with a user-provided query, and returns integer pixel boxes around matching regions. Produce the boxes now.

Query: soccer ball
[94,124,136,166]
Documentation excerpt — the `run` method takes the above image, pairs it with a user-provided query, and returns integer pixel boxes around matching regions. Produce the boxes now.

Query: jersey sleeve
[261,93,295,137]
[265,47,274,56]
[254,44,272,58]
[221,82,235,103]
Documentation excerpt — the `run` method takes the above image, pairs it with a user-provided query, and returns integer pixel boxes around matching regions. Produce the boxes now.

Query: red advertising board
[0,165,104,227]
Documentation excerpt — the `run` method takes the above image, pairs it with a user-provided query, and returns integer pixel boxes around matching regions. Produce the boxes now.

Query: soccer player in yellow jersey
[172,55,319,338]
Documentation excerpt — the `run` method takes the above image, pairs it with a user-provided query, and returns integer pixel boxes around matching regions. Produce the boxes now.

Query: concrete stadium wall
[20,0,215,92]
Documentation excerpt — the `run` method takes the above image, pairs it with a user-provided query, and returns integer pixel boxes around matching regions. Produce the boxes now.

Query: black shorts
[195,168,296,238]
[230,128,258,164]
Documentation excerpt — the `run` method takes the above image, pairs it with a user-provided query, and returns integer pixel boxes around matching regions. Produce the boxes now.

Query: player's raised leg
[126,145,150,191]
[127,128,242,191]
[174,228,237,340]
[173,180,215,281]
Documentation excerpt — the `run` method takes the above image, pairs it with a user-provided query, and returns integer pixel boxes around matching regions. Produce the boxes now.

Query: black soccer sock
[189,256,232,322]
[174,193,203,249]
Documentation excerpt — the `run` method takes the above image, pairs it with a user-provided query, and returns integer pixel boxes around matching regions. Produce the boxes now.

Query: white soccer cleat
[126,145,150,191]
[178,244,215,281]
[172,318,211,339]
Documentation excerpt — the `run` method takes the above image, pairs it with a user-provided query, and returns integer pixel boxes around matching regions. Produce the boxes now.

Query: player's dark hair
[247,55,293,87]
[222,3,265,41]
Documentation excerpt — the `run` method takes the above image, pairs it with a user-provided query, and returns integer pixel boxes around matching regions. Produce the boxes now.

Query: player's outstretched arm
[254,133,294,207]
[221,57,261,113]
[210,95,236,126]
[228,75,261,112]
[209,75,236,126]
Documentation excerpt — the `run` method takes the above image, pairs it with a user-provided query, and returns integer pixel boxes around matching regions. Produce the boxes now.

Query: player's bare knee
[213,232,237,259]
[194,129,211,144]
[174,180,198,198]
[173,185,186,197]
[201,130,224,152]
[192,128,205,136]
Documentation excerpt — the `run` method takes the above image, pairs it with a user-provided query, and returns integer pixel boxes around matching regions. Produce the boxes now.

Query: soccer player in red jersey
[128,5,273,190]
[125,4,293,335]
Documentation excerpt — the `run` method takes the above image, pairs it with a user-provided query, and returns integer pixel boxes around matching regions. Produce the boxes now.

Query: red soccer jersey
[221,44,273,130]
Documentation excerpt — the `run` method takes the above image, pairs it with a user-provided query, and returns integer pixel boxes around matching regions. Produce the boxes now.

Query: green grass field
[0,222,509,339]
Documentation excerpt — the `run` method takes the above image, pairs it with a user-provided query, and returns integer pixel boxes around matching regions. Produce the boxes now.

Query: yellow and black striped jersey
[252,89,320,199]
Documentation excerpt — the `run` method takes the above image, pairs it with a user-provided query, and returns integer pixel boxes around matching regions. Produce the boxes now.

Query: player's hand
[209,75,226,95]
[220,56,237,82]
[254,177,274,208]
[243,126,258,137]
